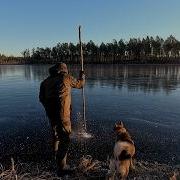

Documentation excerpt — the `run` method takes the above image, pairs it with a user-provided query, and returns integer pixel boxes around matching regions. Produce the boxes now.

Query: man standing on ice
[39,62,85,176]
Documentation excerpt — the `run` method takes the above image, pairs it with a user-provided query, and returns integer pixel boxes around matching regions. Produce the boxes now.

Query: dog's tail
[118,150,131,160]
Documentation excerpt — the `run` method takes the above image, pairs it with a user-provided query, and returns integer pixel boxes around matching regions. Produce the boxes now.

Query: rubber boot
[57,153,74,177]
[54,140,59,160]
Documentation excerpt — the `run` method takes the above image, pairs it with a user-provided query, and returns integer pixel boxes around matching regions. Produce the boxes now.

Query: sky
[0,0,180,56]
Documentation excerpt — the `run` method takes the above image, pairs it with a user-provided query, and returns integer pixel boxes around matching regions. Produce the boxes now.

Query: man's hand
[79,70,85,79]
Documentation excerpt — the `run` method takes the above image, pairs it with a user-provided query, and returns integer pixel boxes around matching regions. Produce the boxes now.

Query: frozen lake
[0,64,180,165]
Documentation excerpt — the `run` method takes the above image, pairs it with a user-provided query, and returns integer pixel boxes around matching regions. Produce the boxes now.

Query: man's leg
[52,125,60,159]
[55,126,70,171]
[45,101,61,159]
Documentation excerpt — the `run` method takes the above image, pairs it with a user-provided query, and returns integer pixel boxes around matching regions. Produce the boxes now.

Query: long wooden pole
[79,26,84,71]
[78,25,86,131]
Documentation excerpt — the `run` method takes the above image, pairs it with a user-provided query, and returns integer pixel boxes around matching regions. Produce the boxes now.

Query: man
[39,62,85,176]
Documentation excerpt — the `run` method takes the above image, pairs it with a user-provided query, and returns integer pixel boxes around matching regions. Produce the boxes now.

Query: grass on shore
[0,156,179,180]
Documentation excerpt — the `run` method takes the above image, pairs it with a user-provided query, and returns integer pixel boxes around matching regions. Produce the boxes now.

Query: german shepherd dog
[108,122,135,180]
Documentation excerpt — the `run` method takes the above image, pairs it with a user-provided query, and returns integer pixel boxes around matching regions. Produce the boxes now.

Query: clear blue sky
[0,0,180,56]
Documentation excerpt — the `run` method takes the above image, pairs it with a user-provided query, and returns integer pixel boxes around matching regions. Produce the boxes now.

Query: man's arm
[69,71,85,89]
[39,82,46,105]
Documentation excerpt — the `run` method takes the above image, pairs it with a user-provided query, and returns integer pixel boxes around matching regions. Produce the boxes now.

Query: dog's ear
[114,123,117,131]
[119,121,124,127]
[116,121,124,127]
[114,123,120,131]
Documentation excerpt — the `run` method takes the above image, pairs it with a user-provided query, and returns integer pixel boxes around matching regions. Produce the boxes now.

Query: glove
[79,70,85,79]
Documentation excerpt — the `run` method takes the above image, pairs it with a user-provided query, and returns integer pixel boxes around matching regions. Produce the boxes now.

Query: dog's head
[114,121,127,134]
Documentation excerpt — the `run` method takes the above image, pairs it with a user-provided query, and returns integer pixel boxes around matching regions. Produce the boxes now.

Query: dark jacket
[39,69,85,133]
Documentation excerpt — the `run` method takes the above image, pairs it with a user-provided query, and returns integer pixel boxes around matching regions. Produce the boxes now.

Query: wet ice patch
[71,112,93,139]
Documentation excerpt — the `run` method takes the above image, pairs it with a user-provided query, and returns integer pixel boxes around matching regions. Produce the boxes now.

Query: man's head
[49,62,68,76]
[56,62,68,73]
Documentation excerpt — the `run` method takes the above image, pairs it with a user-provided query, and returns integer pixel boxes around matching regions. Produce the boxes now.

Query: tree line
[1,35,180,64]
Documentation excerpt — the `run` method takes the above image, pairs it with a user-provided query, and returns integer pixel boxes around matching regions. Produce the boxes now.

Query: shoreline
[1,57,180,65]
[1,62,180,65]
[0,156,179,179]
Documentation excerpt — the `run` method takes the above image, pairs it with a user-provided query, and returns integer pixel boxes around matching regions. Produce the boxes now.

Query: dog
[108,121,135,180]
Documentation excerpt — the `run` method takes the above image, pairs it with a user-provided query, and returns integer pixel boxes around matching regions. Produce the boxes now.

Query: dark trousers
[44,100,70,170]
[53,124,70,170]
